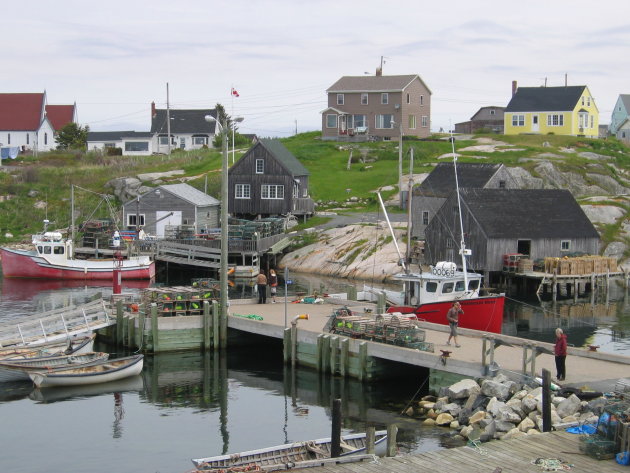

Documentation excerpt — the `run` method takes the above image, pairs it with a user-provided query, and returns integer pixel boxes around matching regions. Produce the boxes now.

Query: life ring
[410,296,418,305]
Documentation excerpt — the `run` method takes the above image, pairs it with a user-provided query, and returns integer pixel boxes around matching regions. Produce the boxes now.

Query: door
[179,138,186,149]
[156,211,182,237]
[532,115,539,132]
[517,239,531,257]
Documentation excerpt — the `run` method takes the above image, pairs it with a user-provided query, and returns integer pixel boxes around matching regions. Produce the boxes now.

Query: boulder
[460,425,474,439]
[469,411,486,425]
[506,399,525,419]
[556,394,581,418]
[511,390,528,401]
[521,394,538,413]
[495,420,517,432]
[526,429,542,435]
[481,379,510,401]
[518,417,535,432]
[458,407,472,425]
[404,407,414,417]
[501,428,526,440]
[423,418,436,426]
[479,420,496,442]
[441,403,462,417]
[447,379,481,399]
[486,397,506,417]
[450,420,460,430]
[587,397,607,415]
[418,401,435,409]
[497,406,522,424]
[436,413,454,426]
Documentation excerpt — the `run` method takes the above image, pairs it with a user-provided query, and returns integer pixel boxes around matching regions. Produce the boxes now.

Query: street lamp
[232,117,244,165]
[205,113,229,346]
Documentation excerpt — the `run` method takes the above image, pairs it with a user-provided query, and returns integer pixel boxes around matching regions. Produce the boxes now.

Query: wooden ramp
[299,431,621,473]
[0,299,112,347]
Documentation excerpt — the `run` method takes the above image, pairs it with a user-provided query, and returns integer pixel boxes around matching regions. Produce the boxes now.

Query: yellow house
[504,85,599,138]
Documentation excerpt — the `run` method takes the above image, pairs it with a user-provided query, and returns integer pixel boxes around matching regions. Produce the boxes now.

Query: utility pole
[166,82,171,156]
[398,122,403,208]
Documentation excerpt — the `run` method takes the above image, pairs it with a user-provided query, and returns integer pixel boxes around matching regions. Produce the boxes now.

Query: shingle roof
[458,188,599,239]
[505,86,586,112]
[414,163,502,198]
[151,108,217,134]
[258,139,309,176]
[45,104,75,131]
[327,75,430,93]
[0,93,44,130]
[160,183,220,206]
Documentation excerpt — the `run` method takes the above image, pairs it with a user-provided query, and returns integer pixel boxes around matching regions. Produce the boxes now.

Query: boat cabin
[32,232,73,260]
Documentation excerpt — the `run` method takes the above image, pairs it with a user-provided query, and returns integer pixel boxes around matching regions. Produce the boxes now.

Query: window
[351,114,367,128]
[193,136,206,145]
[442,282,454,294]
[7,133,10,144]
[578,113,589,129]
[43,246,51,254]
[590,115,594,129]
[159,136,169,145]
[587,97,591,106]
[455,281,465,292]
[336,94,344,105]
[422,211,429,225]
[53,246,64,255]
[235,184,251,199]
[547,114,564,126]
[468,280,480,291]
[425,282,437,293]
[261,185,284,199]
[561,240,571,251]
[255,159,264,174]
[361,93,368,105]
[375,114,394,129]
[409,115,417,129]
[406,93,410,104]
[420,95,424,105]
[499,180,506,188]
[26,134,29,145]
[512,114,525,126]
[582,96,585,106]
[293,182,299,198]
[44,133,48,145]
[446,238,454,248]
[326,114,337,128]
[421,116,428,127]
[104,143,115,148]
[127,214,146,227]
[381,93,388,105]
[490,109,496,115]
[125,142,149,152]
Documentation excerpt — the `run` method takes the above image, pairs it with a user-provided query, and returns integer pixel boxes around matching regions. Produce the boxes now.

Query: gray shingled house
[122,183,220,237]
[411,163,517,239]
[454,106,505,134]
[424,188,600,279]
[228,139,314,218]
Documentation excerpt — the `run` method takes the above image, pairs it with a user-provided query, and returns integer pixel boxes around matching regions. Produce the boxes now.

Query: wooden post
[340,338,349,378]
[366,426,376,455]
[116,299,124,344]
[481,336,488,370]
[283,328,291,364]
[330,336,338,375]
[291,322,298,370]
[358,342,368,382]
[127,316,135,348]
[138,306,146,352]
[522,344,529,375]
[316,334,324,372]
[377,292,386,314]
[321,335,331,374]
[203,301,211,350]
[212,300,219,350]
[542,369,552,432]
[150,303,158,353]
[386,424,398,457]
[530,344,537,379]
[331,399,342,458]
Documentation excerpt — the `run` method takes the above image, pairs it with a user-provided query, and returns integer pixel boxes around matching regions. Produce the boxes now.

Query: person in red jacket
[554,328,568,381]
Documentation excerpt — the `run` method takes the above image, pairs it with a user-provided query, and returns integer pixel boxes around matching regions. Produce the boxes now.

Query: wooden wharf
[296,431,622,473]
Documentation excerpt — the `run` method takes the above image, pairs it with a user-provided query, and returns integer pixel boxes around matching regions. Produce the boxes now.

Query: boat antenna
[377,192,407,272]
[449,130,469,290]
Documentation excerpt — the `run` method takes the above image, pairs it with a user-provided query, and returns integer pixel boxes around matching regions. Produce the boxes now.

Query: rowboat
[0,333,96,360]
[192,430,388,470]
[29,354,144,388]
[0,351,109,382]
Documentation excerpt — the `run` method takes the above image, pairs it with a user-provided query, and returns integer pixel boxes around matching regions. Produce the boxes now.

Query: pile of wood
[544,255,618,275]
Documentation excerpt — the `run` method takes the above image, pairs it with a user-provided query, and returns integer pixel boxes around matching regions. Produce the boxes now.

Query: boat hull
[388,294,505,334]
[0,352,109,382]
[0,334,96,360]
[0,247,155,280]
[29,354,144,388]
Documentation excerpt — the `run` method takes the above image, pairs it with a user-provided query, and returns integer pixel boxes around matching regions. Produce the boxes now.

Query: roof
[618,94,630,113]
[45,104,75,131]
[87,131,152,141]
[0,93,45,130]
[505,86,586,112]
[158,183,220,206]
[151,108,217,134]
[458,188,599,239]
[257,139,309,176]
[470,106,505,121]
[327,75,431,94]
[414,163,503,198]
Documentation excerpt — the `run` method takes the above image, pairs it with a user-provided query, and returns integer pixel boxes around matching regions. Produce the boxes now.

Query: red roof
[0,93,45,131]
[46,104,75,131]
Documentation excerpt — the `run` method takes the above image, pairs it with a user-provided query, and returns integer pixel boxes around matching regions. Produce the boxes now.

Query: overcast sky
[5,1,629,137]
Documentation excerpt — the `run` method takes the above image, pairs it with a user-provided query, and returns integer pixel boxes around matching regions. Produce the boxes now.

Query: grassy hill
[0,132,629,246]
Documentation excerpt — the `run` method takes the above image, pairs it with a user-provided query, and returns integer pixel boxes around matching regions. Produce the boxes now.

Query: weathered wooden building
[122,183,220,237]
[411,163,517,239]
[454,106,505,134]
[424,188,600,279]
[228,139,315,218]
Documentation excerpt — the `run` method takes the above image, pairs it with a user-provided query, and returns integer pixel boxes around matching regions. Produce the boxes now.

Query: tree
[55,123,89,150]
[212,103,248,148]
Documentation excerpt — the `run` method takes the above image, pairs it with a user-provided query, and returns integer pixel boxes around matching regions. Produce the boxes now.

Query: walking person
[554,328,567,381]
[256,270,268,304]
[269,269,278,303]
[446,302,463,347]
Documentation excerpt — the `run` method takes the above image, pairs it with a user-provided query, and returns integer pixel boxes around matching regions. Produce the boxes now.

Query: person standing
[256,271,268,304]
[269,269,278,303]
[446,302,463,347]
[554,328,567,381]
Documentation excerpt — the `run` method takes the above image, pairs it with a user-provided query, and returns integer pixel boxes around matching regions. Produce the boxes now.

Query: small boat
[192,430,388,470]
[29,354,144,388]
[0,334,96,360]
[0,352,109,382]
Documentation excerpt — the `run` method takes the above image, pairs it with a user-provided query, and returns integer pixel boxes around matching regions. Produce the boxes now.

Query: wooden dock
[296,431,622,473]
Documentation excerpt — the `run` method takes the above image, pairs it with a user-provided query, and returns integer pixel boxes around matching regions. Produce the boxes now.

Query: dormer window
[256,159,264,174]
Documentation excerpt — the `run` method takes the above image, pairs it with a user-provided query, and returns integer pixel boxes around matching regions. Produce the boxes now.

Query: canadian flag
[231,88,239,97]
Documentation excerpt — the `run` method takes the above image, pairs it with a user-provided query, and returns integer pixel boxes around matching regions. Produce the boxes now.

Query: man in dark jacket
[256,271,267,304]
[446,302,463,347]
[554,328,568,381]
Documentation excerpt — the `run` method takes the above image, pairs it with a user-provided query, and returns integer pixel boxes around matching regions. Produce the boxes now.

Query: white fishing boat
[29,354,144,388]
[0,351,109,382]
[192,430,388,470]
[0,333,96,360]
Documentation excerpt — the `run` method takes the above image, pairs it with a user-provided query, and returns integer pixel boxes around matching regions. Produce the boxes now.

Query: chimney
[512,80,518,97]
[376,67,382,77]
[151,101,156,119]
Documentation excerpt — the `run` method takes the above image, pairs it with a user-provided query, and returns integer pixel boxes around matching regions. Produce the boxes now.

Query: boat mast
[71,184,75,244]
[450,133,469,289]
[377,192,407,273]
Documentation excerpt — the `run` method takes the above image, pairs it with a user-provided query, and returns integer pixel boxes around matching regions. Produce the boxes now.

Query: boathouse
[424,188,600,279]
[411,162,518,239]
[122,183,220,238]
[228,139,315,219]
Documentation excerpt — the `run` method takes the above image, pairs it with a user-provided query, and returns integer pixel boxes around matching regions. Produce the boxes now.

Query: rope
[530,457,573,471]
[466,438,489,456]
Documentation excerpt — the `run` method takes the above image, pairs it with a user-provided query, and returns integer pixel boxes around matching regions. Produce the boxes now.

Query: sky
[4,0,630,137]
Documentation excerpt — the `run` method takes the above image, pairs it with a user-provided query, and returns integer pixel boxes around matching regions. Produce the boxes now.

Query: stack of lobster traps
[328,307,434,352]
